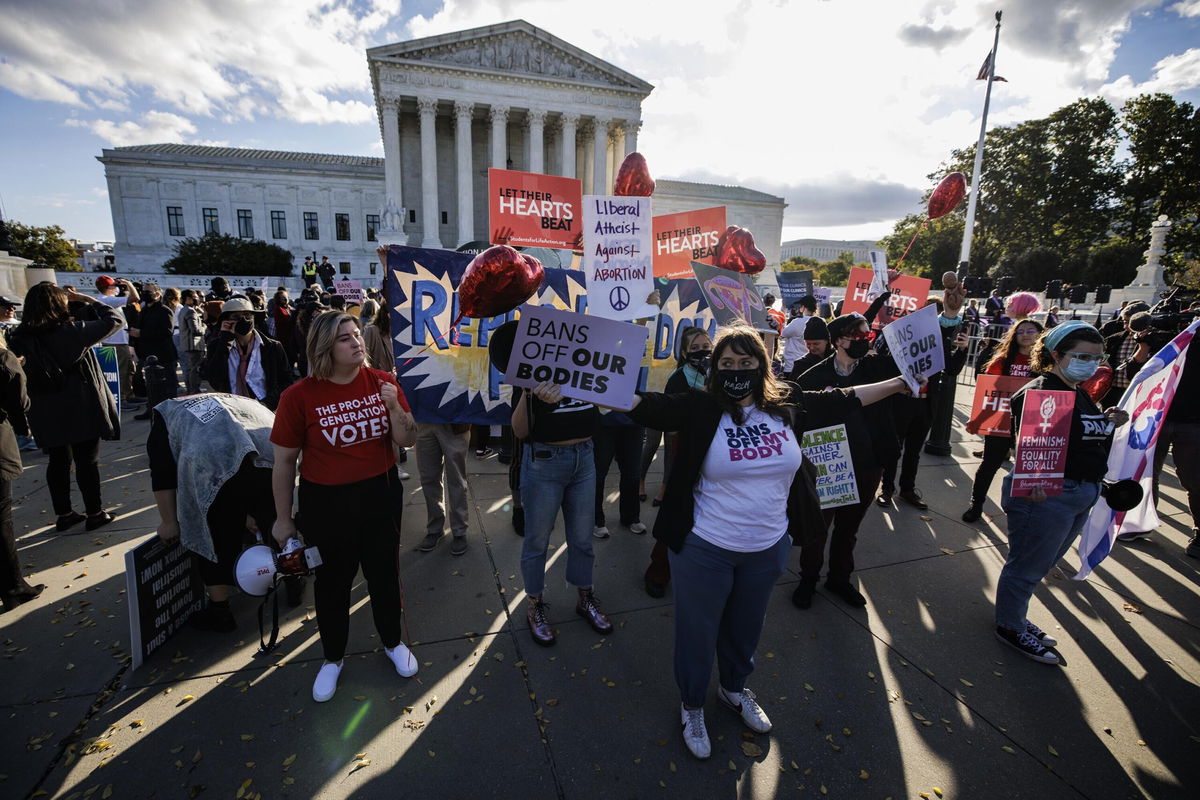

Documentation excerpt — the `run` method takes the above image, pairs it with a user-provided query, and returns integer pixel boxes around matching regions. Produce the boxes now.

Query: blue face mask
[1062,357,1099,383]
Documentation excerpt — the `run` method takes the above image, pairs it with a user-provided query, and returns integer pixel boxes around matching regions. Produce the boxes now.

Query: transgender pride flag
[1075,318,1200,581]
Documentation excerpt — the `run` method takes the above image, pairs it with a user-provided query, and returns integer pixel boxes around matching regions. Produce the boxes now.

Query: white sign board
[334,279,364,305]
[801,424,859,508]
[582,195,656,321]
[882,303,945,393]
[867,250,889,297]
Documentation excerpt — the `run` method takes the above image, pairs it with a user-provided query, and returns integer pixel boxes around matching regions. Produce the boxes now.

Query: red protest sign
[488,168,583,249]
[841,267,931,326]
[1011,389,1075,497]
[651,206,726,279]
[966,375,1032,436]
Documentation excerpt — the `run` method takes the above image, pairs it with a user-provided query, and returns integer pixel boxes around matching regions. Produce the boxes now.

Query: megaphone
[235,545,278,597]
[1101,479,1144,512]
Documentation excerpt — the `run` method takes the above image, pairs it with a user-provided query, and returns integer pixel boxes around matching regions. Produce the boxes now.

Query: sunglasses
[1065,352,1108,364]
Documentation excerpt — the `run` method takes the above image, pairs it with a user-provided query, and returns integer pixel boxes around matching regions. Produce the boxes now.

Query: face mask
[845,339,871,359]
[233,318,254,337]
[217,329,236,343]
[686,349,711,372]
[938,315,961,329]
[715,369,760,401]
[1062,356,1099,383]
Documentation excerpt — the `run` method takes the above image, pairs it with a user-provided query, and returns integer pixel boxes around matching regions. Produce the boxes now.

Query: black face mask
[217,329,236,343]
[233,318,254,337]
[685,349,711,373]
[845,339,871,359]
[715,369,760,401]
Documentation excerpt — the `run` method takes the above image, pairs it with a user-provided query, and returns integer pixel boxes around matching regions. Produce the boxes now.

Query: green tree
[879,213,963,278]
[1001,246,1062,290]
[163,232,294,276]
[811,251,856,290]
[780,256,819,272]
[6,221,82,271]
[1083,239,1142,287]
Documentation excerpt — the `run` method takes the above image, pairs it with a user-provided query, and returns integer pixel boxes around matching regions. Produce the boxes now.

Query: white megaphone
[235,544,278,597]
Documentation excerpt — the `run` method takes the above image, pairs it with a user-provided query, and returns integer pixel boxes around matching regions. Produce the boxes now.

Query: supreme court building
[99,20,785,279]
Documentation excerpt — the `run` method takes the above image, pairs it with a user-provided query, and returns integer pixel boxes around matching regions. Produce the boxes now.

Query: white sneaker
[385,643,419,677]
[397,470,411,480]
[592,525,610,539]
[312,660,343,702]
[680,704,711,759]
[629,522,647,535]
[718,686,772,733]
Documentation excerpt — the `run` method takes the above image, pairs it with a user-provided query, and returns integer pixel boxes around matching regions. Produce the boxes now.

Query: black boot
[2,582,45,612]
[791,581,817,609]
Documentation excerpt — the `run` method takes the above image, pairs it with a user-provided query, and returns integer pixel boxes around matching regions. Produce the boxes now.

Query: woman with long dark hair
[962,318,1043,522]
[626,322,911,758]
[9,283,122,532]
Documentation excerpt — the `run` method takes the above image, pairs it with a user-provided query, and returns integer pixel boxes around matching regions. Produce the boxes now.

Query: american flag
[976,51,1008,82]
[1074,319,1200,580]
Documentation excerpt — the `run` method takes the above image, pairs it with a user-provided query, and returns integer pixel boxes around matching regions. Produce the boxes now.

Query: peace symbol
[610,285,630,311]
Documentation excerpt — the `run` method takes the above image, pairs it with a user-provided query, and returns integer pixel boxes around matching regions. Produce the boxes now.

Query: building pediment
[368,20,652,95]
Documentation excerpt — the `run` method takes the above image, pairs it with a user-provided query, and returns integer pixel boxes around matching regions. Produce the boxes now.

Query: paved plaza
[2,394,1198,800]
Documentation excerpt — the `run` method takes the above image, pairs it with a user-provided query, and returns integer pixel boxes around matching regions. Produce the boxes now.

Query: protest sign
[582,194,656,321]
[92,345,120,416]
[1011,389,1075,497]
[882,303,945,393]
[651,206,726,279]
[966,375,1031,435]
[691,261,770,331]
[801,424,859,508]
[383,245,717,424]
[503,304,649,410]
[841,267,931,326]
[334,279,364,305]
[488,168,583,249]
[867,250,889,296]
[778,270,814,306]
[125,535,205,668]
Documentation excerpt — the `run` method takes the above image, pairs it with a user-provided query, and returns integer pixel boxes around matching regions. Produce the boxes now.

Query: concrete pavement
[2,396,1198,799]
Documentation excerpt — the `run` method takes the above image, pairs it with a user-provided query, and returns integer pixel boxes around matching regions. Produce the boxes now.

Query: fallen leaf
[803,683,814,692]
[235,778,251,799]
[240,734,255,741]
[740,742,763,757]
[859,769,869,780]
[866,671,876,679]
[1137,740,1146,747]
[180,695,195,704]
[790,760,799,770]
[939,547,955,555]
[1001,746,1015,754]
[1123,602,1142,614]
[933,789,944,798]
[192,749,202,764]
[959,678,974,687]
[130,720,144,728]
[842,727,852,736]
[727,760,737,771]
[283,754,297,767]
[283,777,295,786]
[912,712,927,721]
[1048,745,1059,756]
[920,515,932,521]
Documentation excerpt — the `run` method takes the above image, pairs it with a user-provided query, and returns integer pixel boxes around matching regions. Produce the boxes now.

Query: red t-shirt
[986,352,1032,378]
[270,367,409,485]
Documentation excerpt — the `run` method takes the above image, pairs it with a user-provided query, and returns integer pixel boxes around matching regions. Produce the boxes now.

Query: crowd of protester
[0,271,1197,763]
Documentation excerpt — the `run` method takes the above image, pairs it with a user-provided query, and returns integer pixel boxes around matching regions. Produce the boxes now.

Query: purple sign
[503,304,649,411]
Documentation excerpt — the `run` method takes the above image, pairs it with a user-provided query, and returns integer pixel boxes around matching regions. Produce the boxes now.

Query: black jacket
[135,301,178,363]
[204,333,292,410]
[628,388,856,552]
[794,352,900,471]
[0,348,30,480]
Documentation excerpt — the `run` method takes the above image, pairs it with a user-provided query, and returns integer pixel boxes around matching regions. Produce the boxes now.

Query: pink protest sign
[1011,389,1075,497]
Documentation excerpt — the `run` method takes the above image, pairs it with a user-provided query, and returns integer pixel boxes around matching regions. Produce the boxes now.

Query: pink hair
[1005,292,1042,319]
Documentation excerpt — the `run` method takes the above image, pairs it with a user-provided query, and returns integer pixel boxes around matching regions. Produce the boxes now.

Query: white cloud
[1101,48,1200,100]
[0,60,83,106]
[66,110,198,146]
[1170,1,1200,18]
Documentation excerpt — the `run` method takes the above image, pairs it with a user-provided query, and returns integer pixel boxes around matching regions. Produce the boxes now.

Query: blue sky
[1,0,1197,245]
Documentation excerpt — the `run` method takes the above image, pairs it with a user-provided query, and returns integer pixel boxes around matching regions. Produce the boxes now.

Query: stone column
[592,117,609,195]
[607,127,621,190]
[379,98,404,233]
[454,101,474,248]
[559,113,579,178]
[490,104,509,170]
[527,108,546,173]
[580,121,596,193]
[417,96,442,249]
[622,119,641,155]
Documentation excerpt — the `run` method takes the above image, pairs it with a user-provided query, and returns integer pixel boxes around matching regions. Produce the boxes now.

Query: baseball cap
[95,275,117,291]
[0,295,21,308]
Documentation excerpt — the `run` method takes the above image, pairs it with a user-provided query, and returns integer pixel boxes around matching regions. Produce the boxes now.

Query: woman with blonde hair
[270,311,419,701]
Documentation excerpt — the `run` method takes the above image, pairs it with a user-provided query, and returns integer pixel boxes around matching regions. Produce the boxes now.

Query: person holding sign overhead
[995,321,1127,665]
[624,322,912,760]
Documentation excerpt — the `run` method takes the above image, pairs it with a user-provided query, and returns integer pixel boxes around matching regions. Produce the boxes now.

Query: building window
[304,212,319,240]
[237,209,254,239]
[408,209,416,223]
[441,211,448,225]
[369,262,378,276]
[335,213,351,241]
[167,206,185,236]
[339,262,352,275]
[366,214,379,242]
[202,208,219,234]
[270,210,287,240]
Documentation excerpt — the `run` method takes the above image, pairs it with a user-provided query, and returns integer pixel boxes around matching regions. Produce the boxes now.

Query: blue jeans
[995,475,1100,631]
[668,531,791,707]
[520,440,596,596]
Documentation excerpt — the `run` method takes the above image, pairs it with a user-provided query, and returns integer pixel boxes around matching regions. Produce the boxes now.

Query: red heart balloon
[613,152,655,197]
[458,245,544,318]
[1081,363,1114,404]
[713,226,767,275]
[928,172,967,219]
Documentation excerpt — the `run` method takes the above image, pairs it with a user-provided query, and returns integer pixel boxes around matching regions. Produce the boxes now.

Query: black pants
[299,470,404,662]
[881,398,931,495]
[0,477,24,594]
[970,435,1011,506]
[200,464,275,586]
[47,438,102,516]
[594,424,644,527]
[1153,421,1200,527]
[800,468,883,583]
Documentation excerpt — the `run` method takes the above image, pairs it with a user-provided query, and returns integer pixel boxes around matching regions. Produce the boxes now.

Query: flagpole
[959,10,1003,270]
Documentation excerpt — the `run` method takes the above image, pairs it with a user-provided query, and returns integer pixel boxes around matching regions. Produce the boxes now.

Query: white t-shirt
[98,294,129,345]
[781,315,809,372]
[692,407,803,552]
